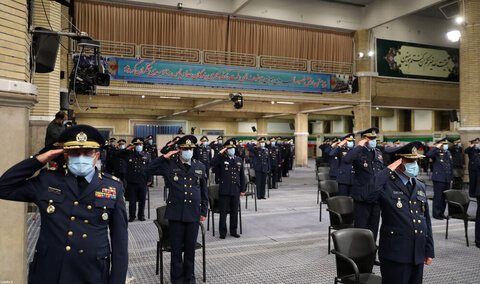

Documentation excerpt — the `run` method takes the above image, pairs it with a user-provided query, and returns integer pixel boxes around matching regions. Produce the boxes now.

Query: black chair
[318,180,339,221]
[245,168,258,211]
[444,189,477,246]
[331,228,382,284]
[327,196,354,254]
[154,206,206,284]
[147,187,151,219]
[207,184,243,236]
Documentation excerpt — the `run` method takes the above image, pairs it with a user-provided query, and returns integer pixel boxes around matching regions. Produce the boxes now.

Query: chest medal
[364,162,368,168]
[174,174,179,182]
[396,199,403,209]
[102,212,109,221]
[47,204,55,214]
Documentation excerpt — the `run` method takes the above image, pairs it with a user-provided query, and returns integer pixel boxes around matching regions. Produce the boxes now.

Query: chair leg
[155,241,160,275]
[445,217,449,239]
[245,194,248,209]
[147,189,150,219]
[160,247,164,284]
[328,226,331,254]
[254,186,257,212]
[202,229,206,282]
[212,212,215,237]
[207,209,210,231]
[319,202,322,222]
[317,189,319,204]
[464,219,469,247]
[239,204,243,234]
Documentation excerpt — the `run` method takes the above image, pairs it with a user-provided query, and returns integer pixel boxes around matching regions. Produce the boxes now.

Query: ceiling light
[172,110,188,115]
[271,101,275,104]
[455,16,464,24]
[446,30,461,42]
[368,50,375,57]
[159,96,181,99]
[375,107,379,110]
[358,52,364,58]
[141,95,145,98]
[277,101,294,104]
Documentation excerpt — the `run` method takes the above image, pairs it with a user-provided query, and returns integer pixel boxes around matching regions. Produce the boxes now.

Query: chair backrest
[208,184,220,210]
[317,167,330,174]
[332,228,377,278]
[326,196,354,226]
[317,172,330,181]
[156,206,170,242]
[444,189,470,216]
[319,180,339,202]
[248,168,256,182]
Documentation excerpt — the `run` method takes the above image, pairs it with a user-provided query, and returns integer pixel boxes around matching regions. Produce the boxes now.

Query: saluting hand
[358,138,368,147]
[387,158,403,171]
[164,149,180,159]
[219,148,227,154]
[126,145,135,151]
[339,140,347,147]
[435,143,443,149]
[36,149,65,164]
[424,257,433,265]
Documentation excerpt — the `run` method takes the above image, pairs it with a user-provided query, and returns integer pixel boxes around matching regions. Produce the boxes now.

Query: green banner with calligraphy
[376,39,459,82]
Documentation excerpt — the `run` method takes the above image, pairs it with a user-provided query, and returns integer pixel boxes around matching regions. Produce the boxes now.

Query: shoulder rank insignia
[112,176,120,181]
[48,187,61,195]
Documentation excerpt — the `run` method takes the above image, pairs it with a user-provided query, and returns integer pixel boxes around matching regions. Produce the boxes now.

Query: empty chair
[245,168,258,211]
[331,228,382,284]
[326,196,354,254]
[444,189,477,246]
[207,184,243,236]
[154,206,206,284]
[318,180,339,222]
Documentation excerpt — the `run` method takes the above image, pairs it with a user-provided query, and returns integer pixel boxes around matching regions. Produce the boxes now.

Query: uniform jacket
[116,149,151,184]
[267,144,282,168]
[248,145,271,173]
[373,169,434,265]
[0,158,128,284]
[328,146,341,177]
[144,143,158,159]
[147,156,208,222]
[464,146,479,172]
[343,146,384,202]
[111,149,127,178]
[426,148,453,183]
[212,153,246,196]
[331,146,354,185]
[193,145,211,168]
[449,145,464,168]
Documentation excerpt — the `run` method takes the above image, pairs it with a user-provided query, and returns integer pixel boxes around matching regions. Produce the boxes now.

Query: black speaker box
[32,27,60,73]
[449,110,458,122]
[289,122,295,130]
[60,91,69,110]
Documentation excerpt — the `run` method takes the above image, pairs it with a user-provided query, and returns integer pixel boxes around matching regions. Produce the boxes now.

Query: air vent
[439,1,459,19]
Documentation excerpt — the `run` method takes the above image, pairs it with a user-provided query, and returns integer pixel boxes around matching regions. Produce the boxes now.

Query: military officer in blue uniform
[280,138,291,177]
[117,137,151,222]
[111,139,127,183]
[288,139,295,170]
[104,137,117,175]
[426,138,452,219]
[343,127,384,240]
[210,136,224,183]
[248,137,271,199]
[328,137,341,180]
[0,125,128,284]
[372,141,434,284]
[464,138,480,197]
[147,135,208,284]
[236,140,246,161]
[267,137,281,189]
[449,138,465,189]
[160,136,181,155]
[144,135,158,159]
[194,136,212,179]
[471,144,480,248]
[330,134,355,196]
[212,138,246,239]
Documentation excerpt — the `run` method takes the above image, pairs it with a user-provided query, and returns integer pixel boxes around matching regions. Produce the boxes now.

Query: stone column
[294,113,309,167]
[459,0,480,145]
[0,80,38,284]
[353,30,373,134]
[256,118,268,137]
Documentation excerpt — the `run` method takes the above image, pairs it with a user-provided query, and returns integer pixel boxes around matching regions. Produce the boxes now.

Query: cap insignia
[76,132,87,142]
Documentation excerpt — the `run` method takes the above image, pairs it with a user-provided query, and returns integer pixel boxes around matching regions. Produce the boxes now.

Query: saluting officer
[0,125,128,284]
[147,135,208,284]
[319,138,332,165]
[449,139,465,189]
[328,137,341,181]
[194,136,212,179]
[248,137,271,199]
[464,138,480,197]
[343,127,384,240]
[280,138,291,177]
[104,137,117,175]
[144,135,158,159]
[117,138,151,222]
[211,136,224,183]
[372,141,434,284]
[267,137,282,189]
[236,140,246,161]
[111,139,128,182]
[288,139,295,170]
[330,134,355,196]
[471,144,480,248]
[160,136,181,155]
[213,139,246,239]
[426,138,453,220]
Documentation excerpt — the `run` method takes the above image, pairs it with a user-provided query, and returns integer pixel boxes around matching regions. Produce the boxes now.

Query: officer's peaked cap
[59,124,104,149]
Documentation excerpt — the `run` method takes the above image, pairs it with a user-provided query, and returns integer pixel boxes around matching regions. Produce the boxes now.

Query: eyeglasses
[66,149,97,157]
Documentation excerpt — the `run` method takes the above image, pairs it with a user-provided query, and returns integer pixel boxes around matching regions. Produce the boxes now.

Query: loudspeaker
[252,126,257,132]
[449,110,458,122]
[32,27,60,73]
[67,109,74,120]
[308,122,312,134]
[60,91,69,110]
[289,122,295,130]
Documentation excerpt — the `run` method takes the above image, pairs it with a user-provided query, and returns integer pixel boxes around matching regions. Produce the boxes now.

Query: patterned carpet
[27,160,480,283]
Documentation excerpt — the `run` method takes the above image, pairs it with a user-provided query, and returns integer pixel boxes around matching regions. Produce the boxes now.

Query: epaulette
[101,172,120,182]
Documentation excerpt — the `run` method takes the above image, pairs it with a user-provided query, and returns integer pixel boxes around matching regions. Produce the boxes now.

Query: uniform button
[416,210,419,213]
[184,177,186,180]
[185,192,187,195]
[74,201,79,206]
[79,250,84,254]
[420,230,423,234]
[82,234,87,238]
[409,201,412,204]
[68,231,73,236]
[413,201,417,205]
[190,185,192,188]
[71,216,76,221]
[189,200,192,203]
[66,246,71,251]
[87,205,92,210]
[418,220,421,223]
[410,210,413,214]
[190,178,192,181]
[390,231,394,235]
[413,220,416,223]
[84,220,89,224]
[184,185,187,187]
[49,199,53,203]
[415,230,418,234]
[190,193,192,195]
[184,199,187,202]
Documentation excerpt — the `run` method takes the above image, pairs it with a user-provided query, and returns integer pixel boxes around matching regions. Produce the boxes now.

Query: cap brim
[64,141,100,149]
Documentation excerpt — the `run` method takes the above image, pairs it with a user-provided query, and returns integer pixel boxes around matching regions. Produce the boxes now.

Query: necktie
[77,176,88,191]
[184,163,190,171]
[406,180,413,196]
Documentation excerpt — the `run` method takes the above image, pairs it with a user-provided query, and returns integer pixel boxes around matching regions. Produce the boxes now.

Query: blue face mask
[260,142,265,147]
[404,161,419,178]
[148,140,153,145]
[119,145,126,149]
[110,142,115,147]
[68,155,95,177]
[218,140,223,145]
[442,144,448,151]
[227,148,235,156]
[457,143,461,147]
[271,141,276,146]
[62,120,68,126]
[347,141,354,148]
[136,145,143,152]
[203,141,208,147]
[367,140,377,149]
[181,150,193,161]
[476,144,480,149]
